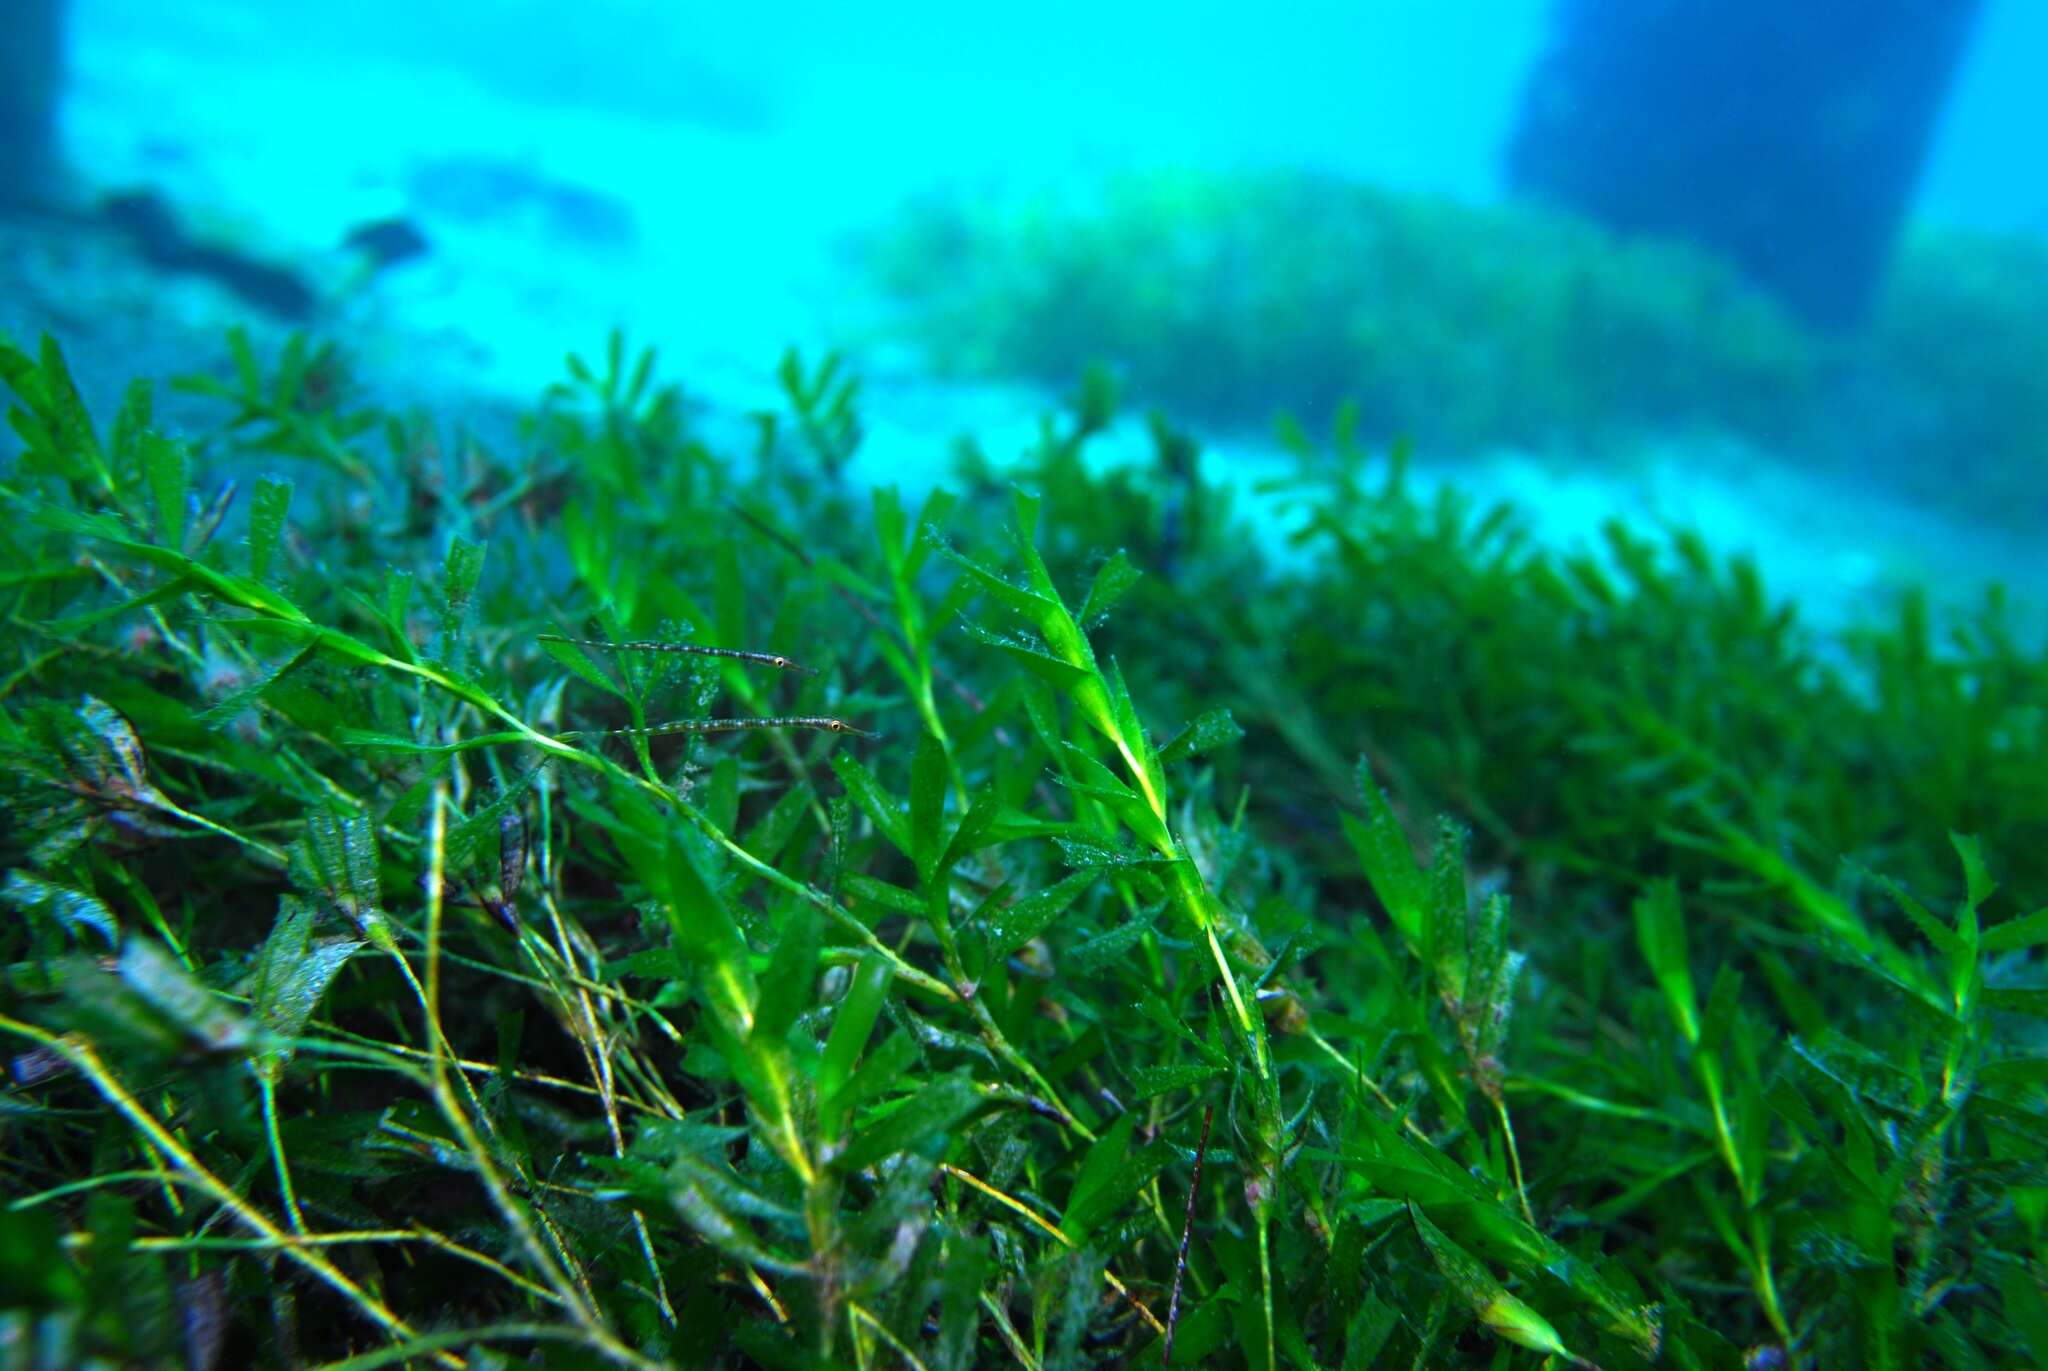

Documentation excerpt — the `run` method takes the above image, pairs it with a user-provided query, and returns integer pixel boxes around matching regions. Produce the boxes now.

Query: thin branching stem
[0,1012,461,1370]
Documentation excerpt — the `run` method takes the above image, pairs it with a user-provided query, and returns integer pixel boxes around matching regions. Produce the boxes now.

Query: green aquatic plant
[1841,226,2048,530]
[2,328,2045,1369]
[858,168,1815,450]
[859,170,2048,535]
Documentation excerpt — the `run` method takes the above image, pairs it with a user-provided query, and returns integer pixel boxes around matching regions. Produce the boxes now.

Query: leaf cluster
[1,327,2043,1370]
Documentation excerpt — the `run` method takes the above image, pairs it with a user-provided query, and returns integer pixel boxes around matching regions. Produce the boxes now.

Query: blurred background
[3,0,2043,632]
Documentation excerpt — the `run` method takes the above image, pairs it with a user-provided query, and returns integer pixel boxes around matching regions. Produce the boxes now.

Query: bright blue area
[24,0,2048,636]
[76,0,2039,225]
[1921,0,2048,236]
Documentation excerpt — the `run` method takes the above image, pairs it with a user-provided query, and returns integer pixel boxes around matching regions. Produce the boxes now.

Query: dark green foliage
[2,326,2044,1370]
[860,168,1815,446]
[1842,227,2048,528]
[860,170,2048,530]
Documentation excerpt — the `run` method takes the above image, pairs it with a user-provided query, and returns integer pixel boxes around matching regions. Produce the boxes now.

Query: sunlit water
[7,0,2045,637]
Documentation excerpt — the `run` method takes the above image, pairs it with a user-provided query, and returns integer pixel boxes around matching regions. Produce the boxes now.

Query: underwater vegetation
[861,169,1816,452]
[1846,226,2048,531]
[2,328,2046,1369]
[860,169,2048,531]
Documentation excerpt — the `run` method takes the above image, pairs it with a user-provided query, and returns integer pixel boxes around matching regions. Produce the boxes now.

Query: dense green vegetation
[860,170,1818,450]
[2,328,2045,1369]
[861,169,2048,530]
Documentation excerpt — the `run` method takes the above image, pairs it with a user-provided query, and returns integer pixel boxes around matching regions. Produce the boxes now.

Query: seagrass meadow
[2,328,2046,1370]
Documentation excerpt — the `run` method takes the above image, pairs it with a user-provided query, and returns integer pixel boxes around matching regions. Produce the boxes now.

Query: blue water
[66,0,2045,228]
[6,0,2045,632]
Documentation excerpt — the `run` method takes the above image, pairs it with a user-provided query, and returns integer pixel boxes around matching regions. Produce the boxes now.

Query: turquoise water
[7,0,2045,632]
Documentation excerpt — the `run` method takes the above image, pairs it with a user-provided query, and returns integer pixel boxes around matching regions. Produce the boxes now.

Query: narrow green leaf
[671,1177,806,1276]
[1634,880,1699,1045]
[337,729,527,755]
[383,567,414,638]
[292,806,387,944]
[1130,1062,1225,1101]
[1699,964,1744,1057]
[821,955,892,1106]
[1131,983,1221,1057]
[741,783,814,871]
[444,771,538,878]
[1158,709,1244,767]
[248,476,292,581]
[1055,741,1169,849]
[837,1029,920,1116]
[937,786,1003,873]
[705,757,740,838]
[833,1074,980,1173]
[539,635,624,698]
[907,487,957,578]
[713,541,746,651]
[1341,1294,1400,1371]
[41,505,309,623]
[935,1232,985,1371]
[142,433,189,549]
[934,544,1056,621]
[1347,760,1425,950]
[830,752,911,858]
[1983,986,2048,1018]
[118,938,252,1053]
[0,334,36,397]
[1103,657,1147,759]
[1407,1204,1571,1359]
[1052,832,1172,869]
[249,896,360,1070]
[442,537,485,617]
[602,948,683,983]
[1067,906,1160,977]
[873,486,908,576]
[909,731,947,879]
[753,904,820,1045]
[2003,1258,2048,1364]
[1886,877,1959,959]
[958,621,1092,692]
[1063,1109,1135,1231]
[986,869,1098,964]
[39,333,104,473]
[1976,1055,2048,1088]
[194,643,317,730]
[1468,892,1518,1053]
[226,325,260,394]
[1982,907,2048,953]
[1,871,118,946]
[658,817,754,1036]
[844,873,926,915]
[1079,550,1141,624]
[45,574,200,633]
[1425,818,1469,1001]
[640,1124,792,1204]
[1950,832,1996,911]
[1064,1138,1170,1240]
